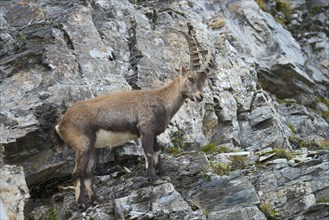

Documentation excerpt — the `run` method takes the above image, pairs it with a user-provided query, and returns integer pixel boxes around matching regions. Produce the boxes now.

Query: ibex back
[55,23,213,208]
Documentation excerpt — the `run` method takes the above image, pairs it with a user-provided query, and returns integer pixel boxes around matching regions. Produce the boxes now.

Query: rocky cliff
[0,0,328,219]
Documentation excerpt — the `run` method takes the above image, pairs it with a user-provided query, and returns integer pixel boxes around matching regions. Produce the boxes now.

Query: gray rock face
[191,175,260,212]
[250,160,329,219]
[0,164,30,220]
[208,206,266,220]
[114,183,195,219]
[0,0,328,219]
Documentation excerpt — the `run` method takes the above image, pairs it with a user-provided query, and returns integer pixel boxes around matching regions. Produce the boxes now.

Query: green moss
[315,96,329,108]
[314,96,329,122]
[164,146,183,156]
[166,131,185,155]
[48,208,57,220]
[202,209,210,217]
[200,143,218,154]
[321,110,329,122]
[256,0,270,12]
[230,155,247,170]
[260,203,280,220]
[210,161,230,176]
[276,98,285,104]
[287,124,296,134]
[276,98,296,105]
[218,146,232,153]
[256,0,293,24]
[200,144,231,155]
[316,197,329,204]
[274,16,286,25]
[171,131,184,147]
[289,136,329,150]
[272,148,293,160]
[16,32,27,45]
[309,5,322,16]
[275,1,292,21]
[200,166,212,182]
[259,148,294,160]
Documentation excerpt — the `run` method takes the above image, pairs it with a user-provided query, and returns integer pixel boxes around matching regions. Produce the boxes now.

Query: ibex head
[179,23,213,102]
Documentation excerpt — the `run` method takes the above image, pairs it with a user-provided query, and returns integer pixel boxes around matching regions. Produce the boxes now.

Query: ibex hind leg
[83,148,100,205]
[70,135,96,209]
[72,150,90,209]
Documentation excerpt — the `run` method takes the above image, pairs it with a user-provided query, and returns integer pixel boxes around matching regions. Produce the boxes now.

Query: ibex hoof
[91,199,101,206]
[160,175,171,182]
[78,202,88,211]
[149,177,164,185]
[77,195,90,210]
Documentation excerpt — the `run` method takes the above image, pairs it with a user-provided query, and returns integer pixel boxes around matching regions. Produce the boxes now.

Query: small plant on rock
[272,148,293,160]
[230,155,248,170]
[275,1,292,21]
[289,136,329,150]
[164,146,183,156]
[48,208,57,220]
[165,131,185,155]
[16,32,27,45]
[287,124,296,134]
[316,197,329,204]
[210,161,230,176]
[321,110,329,122]
[256,0,293,25]
[260,202,280,220]
[200,144,231,155]
[256,0,270,12]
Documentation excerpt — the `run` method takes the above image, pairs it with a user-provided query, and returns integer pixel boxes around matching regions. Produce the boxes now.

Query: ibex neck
[156,77,186,119]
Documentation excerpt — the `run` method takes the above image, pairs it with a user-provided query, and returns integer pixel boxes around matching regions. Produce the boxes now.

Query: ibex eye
[188,77,194,83]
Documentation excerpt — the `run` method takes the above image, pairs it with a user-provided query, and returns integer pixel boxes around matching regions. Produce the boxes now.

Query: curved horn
[198,49,213,74]
[178,23,213,73]
[178,23,202,71]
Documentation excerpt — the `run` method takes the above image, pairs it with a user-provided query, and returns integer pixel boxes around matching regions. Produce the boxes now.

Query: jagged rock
[239,92,289,151]
[162,151,211,192]
[306,0,329,8]
[191,174,260,213]
[0,165,30,220]
[266,158,288,170]
[208,205,266,220]
[257,58,315,99]
[297,203,329,220]
[277,102,329,138]
[259,153,276,162]
[114,183,198,219]
[250,159,329,219]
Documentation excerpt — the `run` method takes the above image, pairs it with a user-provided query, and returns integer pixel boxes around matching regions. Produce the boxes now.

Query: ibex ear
[180,66,189,76]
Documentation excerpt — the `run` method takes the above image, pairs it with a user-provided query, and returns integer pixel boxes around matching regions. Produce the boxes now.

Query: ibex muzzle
[54,23,213,209]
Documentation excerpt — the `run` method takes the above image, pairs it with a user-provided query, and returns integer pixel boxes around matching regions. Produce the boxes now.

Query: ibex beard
[54,23,213,209]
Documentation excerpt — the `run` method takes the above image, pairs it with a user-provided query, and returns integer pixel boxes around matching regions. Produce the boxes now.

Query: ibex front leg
[140,131,157,182]
[153,137,171,181]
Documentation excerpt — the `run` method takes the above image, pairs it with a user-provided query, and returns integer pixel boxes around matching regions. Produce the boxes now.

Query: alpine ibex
[55,23,213,208]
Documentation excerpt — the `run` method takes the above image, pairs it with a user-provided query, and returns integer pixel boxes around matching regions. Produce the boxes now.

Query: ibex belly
[94,129,139,148]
